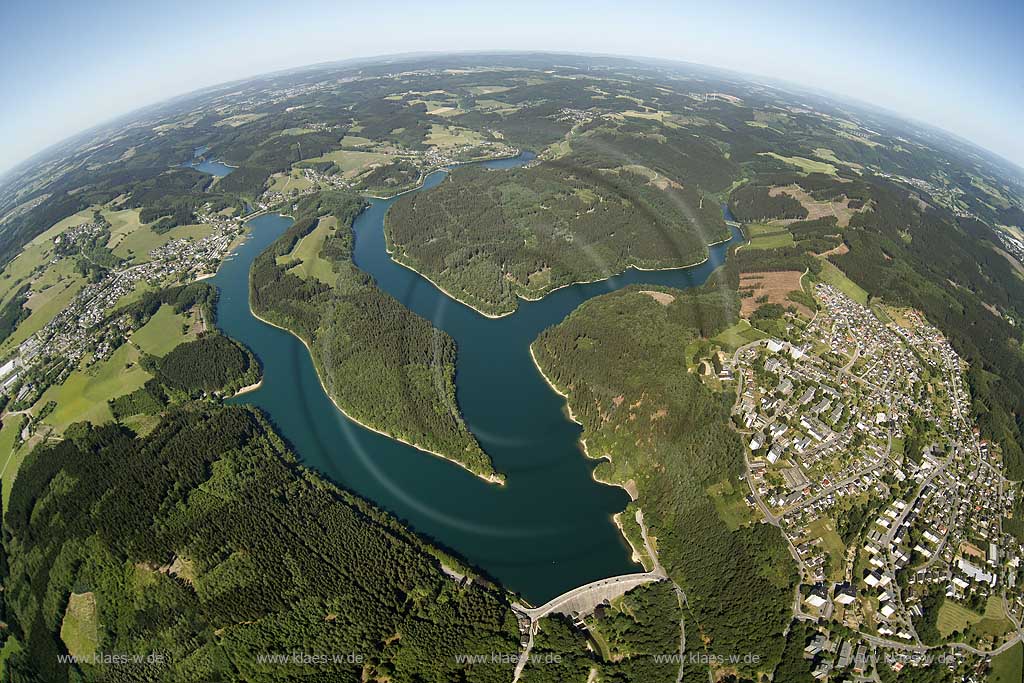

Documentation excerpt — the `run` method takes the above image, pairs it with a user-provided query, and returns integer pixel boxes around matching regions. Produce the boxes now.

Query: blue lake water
[183,146,235,177]
[213,153,742,603]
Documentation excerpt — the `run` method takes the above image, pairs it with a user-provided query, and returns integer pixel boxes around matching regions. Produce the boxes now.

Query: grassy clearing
[305,150,393,178]
[34,343,152,433]
[707,477,755,530]
[214,113,267,128]
[745,223,783,237]
[712,320,767,350]
[0,414,27,514]
[746,226,795,250]
[882,305,915,328]
[466,85,512,95]
[60,592,100,659]
[807,517,845,581]
[937,600,983,637]
[113,280,156,310]
[812,147,863,172]
[975,596,1014,638]
[340,135,375,149]
[268,170,314,194]
[739,270,811,318]
[426,124,485,148]
[279,216,337,285]
[0,635,23,673]
[103,207,146,251]
[410,99,463,116]
[275,127,315,137]
[471,99,521,114]
[817,260,869,305]
[770,184,867,227]
[837,130,881,148]
[131,305,194,356]
[759,152,838,176]
[989,642,1022,683]
[0,208,94,306]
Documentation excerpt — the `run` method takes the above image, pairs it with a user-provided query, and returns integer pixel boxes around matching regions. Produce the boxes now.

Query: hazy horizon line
[3,49,1022,182]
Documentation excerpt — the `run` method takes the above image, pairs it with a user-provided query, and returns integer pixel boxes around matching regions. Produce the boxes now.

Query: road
[515,571,666,621]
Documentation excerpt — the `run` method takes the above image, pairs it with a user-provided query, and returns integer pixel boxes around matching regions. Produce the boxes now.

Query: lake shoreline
[382,228,733,320]
[246,297,505,486]
[528,343,637,502]
[528,343,642,565]
[230,378,263,397]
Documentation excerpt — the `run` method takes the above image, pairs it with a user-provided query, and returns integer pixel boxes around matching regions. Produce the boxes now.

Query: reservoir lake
[213,153,743,604]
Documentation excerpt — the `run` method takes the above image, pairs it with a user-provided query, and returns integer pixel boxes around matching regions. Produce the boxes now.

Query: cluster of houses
[0,205,245,413]
[729,283,1024,672]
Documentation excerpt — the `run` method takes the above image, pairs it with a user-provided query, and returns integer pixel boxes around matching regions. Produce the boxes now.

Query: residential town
[724,284,1024,680]
[0,206,246,419]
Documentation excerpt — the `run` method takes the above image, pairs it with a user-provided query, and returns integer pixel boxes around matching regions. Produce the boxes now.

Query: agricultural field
[759,152,838,176]
[278,216,337,284]
[32,342,152,433]
[131,304,198,356]
[743,223,795,250]
[738,270,810,317]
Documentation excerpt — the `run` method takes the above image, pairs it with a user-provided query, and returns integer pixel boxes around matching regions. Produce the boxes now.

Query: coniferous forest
[532,283,797,676]
[249,190,497,480]
[1,407,518,682]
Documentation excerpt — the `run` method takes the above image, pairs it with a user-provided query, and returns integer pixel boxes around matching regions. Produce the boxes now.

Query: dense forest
[531,284,796,678]
[0,284,30,344]
[1,407,518,682]
[152,333,260,396]
[728,182,808,222]
[520,581,685,683]
[249,189,498,480]
[386,142,731,316]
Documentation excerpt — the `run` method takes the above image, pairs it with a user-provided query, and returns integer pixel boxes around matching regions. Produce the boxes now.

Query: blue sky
[1,0,1022,173]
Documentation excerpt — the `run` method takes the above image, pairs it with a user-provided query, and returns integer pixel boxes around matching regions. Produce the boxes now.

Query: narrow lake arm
[384,148,730,317]
[248,190,501,483]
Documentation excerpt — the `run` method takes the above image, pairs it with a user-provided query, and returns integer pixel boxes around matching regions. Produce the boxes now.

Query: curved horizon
[1,0,1022,176]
